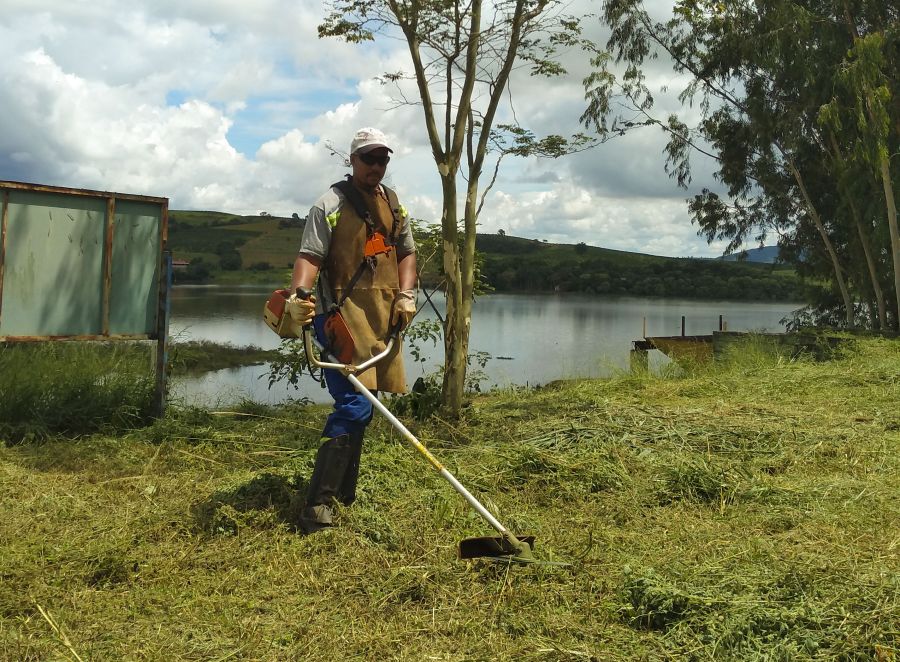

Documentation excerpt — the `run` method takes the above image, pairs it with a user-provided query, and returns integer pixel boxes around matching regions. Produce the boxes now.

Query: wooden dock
[630,315,722,369]
[631,320,862,371]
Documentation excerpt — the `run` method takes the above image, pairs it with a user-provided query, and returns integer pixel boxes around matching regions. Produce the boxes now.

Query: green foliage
[266,338,316,402]
[0,342,155,443]
[219,251,242,271]
[586,0,900,329]
[391,318,493,420]
[176,257,210,283]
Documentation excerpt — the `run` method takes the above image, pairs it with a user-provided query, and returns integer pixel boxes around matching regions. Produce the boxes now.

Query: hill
[166,210,806,301]
[720,245,780,264]
[475,234,802,300]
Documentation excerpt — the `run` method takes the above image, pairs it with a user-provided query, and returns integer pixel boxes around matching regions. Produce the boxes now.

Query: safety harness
[329,177,404,307]
[319,177,405,364]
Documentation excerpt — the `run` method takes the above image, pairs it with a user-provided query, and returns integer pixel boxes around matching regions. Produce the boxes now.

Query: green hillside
[167,210,806,300]
[476,234,802,300]
[167,210,303,284]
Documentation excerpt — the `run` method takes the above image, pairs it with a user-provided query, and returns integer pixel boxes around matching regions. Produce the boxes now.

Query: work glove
[285,292,316,330]
[390,289,417,331]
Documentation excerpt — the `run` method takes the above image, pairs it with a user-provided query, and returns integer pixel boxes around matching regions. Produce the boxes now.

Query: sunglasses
[357,152,391,167]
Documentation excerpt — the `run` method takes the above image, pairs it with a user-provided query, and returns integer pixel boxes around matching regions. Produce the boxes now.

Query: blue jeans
[313,314,374,439]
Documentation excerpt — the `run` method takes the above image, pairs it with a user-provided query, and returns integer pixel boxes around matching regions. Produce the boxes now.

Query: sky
[0,0,734,258]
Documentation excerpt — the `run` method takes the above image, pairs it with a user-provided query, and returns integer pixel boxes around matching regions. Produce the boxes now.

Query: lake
[169,285,801,406]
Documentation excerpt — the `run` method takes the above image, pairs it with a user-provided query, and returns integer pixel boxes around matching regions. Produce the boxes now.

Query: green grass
[1,338,897,659]
[168,340,280,374]
[0,341,281,442]
[0,342,156,443]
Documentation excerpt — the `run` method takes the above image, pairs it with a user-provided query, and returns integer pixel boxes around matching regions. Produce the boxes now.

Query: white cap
[350,127,393,155]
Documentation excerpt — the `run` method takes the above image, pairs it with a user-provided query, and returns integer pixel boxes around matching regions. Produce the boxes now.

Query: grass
[0,341,279,442]
[168,340,280,374]
[0,337,898,659]
[0,342,156,443]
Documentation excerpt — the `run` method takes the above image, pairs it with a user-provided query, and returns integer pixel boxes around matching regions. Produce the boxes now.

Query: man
[286,127,417,533]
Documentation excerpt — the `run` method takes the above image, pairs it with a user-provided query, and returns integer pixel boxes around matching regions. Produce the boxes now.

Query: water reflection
[169,285,800,407]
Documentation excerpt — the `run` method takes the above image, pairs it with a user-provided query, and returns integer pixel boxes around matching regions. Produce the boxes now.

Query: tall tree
[584,0,899,328]
[821,26,900,328]
[320,0,592,414]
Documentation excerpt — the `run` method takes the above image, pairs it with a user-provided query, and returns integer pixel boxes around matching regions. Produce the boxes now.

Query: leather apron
[325,185,407,393]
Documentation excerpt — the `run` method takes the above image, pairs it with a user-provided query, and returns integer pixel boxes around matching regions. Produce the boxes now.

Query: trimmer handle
[295,287,315,330]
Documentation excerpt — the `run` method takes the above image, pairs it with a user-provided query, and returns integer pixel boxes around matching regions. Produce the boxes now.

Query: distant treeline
[167,210,806,301]
[474,234,805,301]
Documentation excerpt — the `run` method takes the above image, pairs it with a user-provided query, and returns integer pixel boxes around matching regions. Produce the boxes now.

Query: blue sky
[0,0,732,258]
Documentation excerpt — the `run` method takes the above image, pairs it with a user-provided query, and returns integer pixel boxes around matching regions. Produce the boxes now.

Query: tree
[583,0,899,329]
[320,0,595,414]
[220,252,242,271]
[820,26,899,329]
[182,258,211,283]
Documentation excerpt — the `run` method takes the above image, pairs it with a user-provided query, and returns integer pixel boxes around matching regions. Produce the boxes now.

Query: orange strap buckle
[364,232,393,258]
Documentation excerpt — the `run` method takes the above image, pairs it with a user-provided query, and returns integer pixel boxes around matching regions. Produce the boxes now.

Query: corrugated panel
[108,200,162,335]
[0,182,167,339]
[0,189,107,336]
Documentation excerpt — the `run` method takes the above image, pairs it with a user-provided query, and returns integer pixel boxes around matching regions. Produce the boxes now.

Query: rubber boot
[300,435,353,534]
[337,428,364,506]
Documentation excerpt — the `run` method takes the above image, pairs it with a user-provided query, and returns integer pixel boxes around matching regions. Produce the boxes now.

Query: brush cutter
[297,290,536,563]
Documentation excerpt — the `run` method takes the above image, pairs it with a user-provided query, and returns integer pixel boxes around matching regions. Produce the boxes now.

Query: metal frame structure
[0,180,171,416]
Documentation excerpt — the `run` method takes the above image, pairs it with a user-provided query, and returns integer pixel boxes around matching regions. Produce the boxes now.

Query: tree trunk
[827,132,887,329]
[785,156,855,326]
[440,175,467,414]
[878,154,900,329]
[848,194,888,329]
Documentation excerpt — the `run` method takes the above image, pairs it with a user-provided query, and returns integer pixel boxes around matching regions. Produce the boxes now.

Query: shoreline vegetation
[167,210,808,302]
[168,340,280,375]
[1,335,897,658]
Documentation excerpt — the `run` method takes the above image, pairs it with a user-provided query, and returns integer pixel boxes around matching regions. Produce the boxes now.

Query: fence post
[153,251,172,418]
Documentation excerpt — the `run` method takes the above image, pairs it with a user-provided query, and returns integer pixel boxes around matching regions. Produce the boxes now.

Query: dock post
[681,315,686,337]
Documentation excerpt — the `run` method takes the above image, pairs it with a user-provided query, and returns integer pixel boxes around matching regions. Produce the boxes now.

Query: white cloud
[0,0,734,257]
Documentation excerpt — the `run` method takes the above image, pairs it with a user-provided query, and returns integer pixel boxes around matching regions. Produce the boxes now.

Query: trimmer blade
[458,535,536,560]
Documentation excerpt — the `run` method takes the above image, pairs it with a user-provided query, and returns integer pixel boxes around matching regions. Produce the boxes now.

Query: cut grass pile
[0,337,898,660]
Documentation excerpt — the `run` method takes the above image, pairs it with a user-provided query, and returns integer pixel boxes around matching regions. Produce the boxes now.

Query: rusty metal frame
[0,189,7,330]
[0,180,169,343]
[0,180,167,204]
